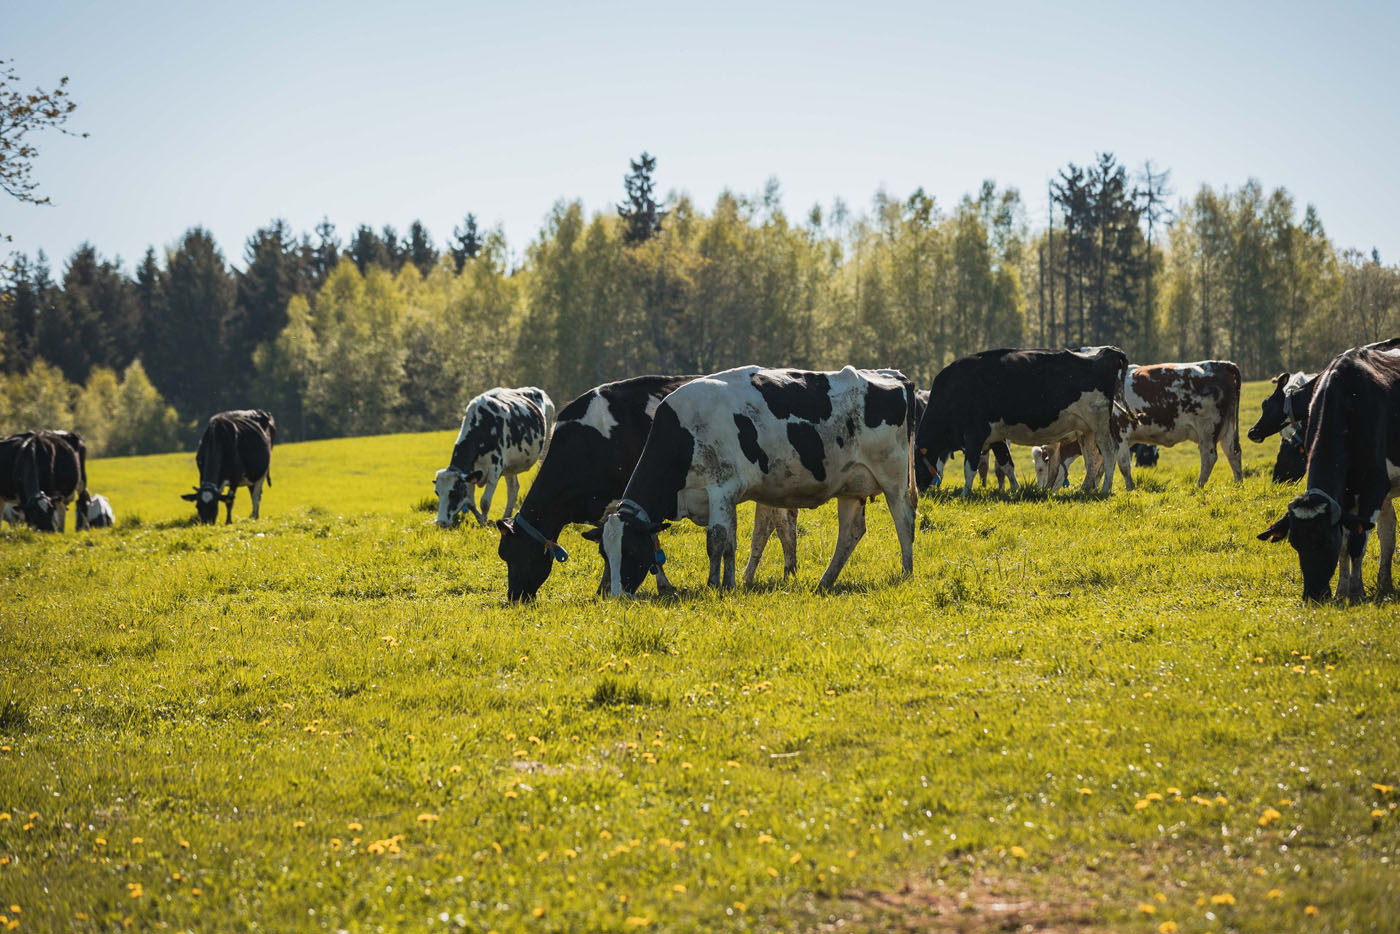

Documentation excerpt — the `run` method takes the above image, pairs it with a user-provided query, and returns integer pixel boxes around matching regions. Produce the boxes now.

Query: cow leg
[1117,442,1135,491]
[502,474,520,519]
[777,508,798,579]
[818,497,867,590]
[743,505,777,586]
[250,478,264,519]
[706,495,738,589]
[1223,426,1244,483]
[976,453,990,487]
[476,472,501,525]
[1345,531,1367,603]
[882,481,915,579]
[225,486,236,524]
[1197,440,1218,487]
[1377,500,1396,594]
[1078,431,1099,492]
[653,562,677,595]
[1093,429,1117,495]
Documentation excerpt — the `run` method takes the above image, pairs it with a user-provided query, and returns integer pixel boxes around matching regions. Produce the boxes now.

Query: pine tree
[618,152,666,244]
[348,225,389,273]
[450,213,483,272]
[408,220,439,275]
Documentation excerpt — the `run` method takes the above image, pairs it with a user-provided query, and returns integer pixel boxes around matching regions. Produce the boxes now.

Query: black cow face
[1248,373,1292,443]
[182,484,230,524]
[1258,491,1373,601]
[497,519,554,602]
[16,494,57,532]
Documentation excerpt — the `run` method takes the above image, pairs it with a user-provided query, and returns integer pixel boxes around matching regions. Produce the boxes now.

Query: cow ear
[1257,515,1290,542]
[580,526,603,543]
[181,493,199,501]
[495,518,513,536]
[1341,512,1375,535]
[1274,372,1290,386]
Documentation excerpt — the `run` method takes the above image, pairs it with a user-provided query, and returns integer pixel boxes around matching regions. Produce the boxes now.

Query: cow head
[496,517,568,602]
[14,493,58,532]
[585,506,670,596]
[433,467,474,527]
[1258,489,1374,601]
[181,482,230,523]
[1247,372,1293,443]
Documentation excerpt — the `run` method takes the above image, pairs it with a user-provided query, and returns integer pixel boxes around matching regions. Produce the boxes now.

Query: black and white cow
[1258,342,1400,601]
[1247,371,1317,484]
[85,493,115,528]
[917,347,1130,496]
[181,409,276,524]
[0,430,89,531]
[435,387,555,527]
[912,390,1014,493]
[588,366,916,595]
[1131,443,1160,468]
[494,374,798,601]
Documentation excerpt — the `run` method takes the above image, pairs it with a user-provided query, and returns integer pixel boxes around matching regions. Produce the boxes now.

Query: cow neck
[513,494,567,543]
[1302,377,1349,504]
[14,439,44,500]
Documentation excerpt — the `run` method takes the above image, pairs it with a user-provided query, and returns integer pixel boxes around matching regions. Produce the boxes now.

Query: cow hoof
[656,582,677,597]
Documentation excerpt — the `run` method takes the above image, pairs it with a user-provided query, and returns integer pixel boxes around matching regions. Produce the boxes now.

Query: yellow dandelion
[757,833,775,844]
[726,760,740,768]
[95,837,106,846]
[330,838,342,849]
[190,888,202,897]
[1078,787,1093,795]
[531,907,545,918]
[179,839,190,848]
[130,836,143,844]
[449,765,462,774]
[1010,845,1028,858]
[504,790,518,799]
[789,852,802,864]
[1305,905,1318,915]
[1267,889,1283,899]
[847,849,857,859]
[0,814,8,822]
[21,823,32,832]
[1134,799,1150,810]
[563,848,578,858]
[293,820,306,829]
[1253,867,1267,876]
[733,901,747,912]
[1154,892,1167,902]
[672,884,686,893]
[1259,807,1282,826]
[1138,903,1157,914]
[599,830,613,840]
[1166,787,1181,796]
[1371,808,1386,818]
[767,866,779,877]
[1215,795,1229,806]
[417,813,439,823]
[1158,923,1178,934]
[624,918,650,928]
[1374,783,1394,795]
[537,850,549,863]
[127,882,144,899]
[491,841,502,854]
[1146,792,1163,802]
[1279,798,1293,806]
[1209,893,1235,905]
[680,762,692,770]
[348,822,363,832]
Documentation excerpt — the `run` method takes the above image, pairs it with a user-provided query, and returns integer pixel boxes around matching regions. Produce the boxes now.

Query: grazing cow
[1131,443,1159,467]
[588,366,916,595]
[85,493,115,528]
[181,410,276,524]
[1032,439,1083,489]
[1248,371,1318,484]
[1113,362,1242,490]
[912,390,1014,492]
[434,387,555,527]
[494,374,799,600]
[917,347,1130,496]
[1257,342,1400,601]
[0,430,86,531]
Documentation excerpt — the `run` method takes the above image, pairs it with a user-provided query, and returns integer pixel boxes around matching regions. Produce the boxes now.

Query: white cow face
[434,467,472,527]
[1032,446,1051,487]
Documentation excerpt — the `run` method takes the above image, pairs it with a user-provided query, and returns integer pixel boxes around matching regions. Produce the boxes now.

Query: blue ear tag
[653,548,666,566]
[550,543,569,563]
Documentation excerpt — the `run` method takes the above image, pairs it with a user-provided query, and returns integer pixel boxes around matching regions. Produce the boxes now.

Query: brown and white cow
[1035,361,1242,491]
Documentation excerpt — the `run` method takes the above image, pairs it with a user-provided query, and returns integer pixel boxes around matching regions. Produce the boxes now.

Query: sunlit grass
[1,380,1397,932]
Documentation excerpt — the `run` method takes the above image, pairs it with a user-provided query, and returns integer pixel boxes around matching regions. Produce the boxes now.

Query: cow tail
[903,379,918,505]
[1221,361,1243,457]
[1114,352,1141,423]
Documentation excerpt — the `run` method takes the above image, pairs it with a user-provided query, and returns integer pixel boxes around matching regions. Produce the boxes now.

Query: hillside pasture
[1,379,1398,932]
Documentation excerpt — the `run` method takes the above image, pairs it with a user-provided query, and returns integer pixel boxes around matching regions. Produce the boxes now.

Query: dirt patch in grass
[817,873,1103,932]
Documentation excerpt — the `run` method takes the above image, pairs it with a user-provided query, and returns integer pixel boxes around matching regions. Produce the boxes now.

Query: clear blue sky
[7,0,1399,271]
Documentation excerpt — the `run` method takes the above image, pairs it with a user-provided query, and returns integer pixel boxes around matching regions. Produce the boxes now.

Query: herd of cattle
[4,342,1396,603]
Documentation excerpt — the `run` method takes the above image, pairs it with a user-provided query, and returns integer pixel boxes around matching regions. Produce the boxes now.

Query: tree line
[2,153,1397,455]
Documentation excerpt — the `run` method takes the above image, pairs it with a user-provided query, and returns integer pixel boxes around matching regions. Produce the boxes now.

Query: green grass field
[2,379,1398,933]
